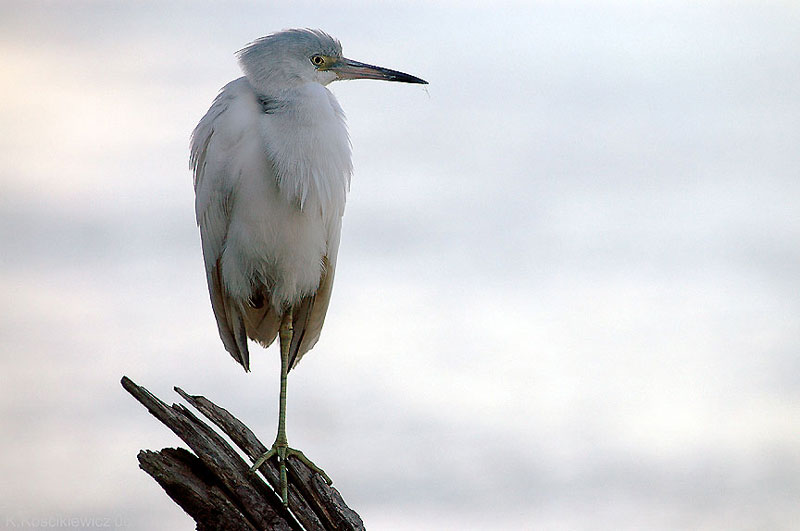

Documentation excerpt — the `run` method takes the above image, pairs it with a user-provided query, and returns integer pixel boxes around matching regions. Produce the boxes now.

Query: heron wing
[288,246,338,370]
[192,77,343,372]
[191,78,270,371]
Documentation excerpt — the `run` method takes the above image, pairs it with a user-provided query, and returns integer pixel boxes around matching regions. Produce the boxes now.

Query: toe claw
[250,447,277,472]
[287,448,332,485]
[250,443,330,505]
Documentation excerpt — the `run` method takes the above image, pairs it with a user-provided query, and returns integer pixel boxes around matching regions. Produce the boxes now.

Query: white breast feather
[261,83,352,221]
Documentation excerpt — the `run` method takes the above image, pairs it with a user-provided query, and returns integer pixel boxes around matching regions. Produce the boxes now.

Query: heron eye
[311,55,325,66]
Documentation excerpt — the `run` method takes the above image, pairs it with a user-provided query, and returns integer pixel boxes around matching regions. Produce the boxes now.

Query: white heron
[190,29,427,504]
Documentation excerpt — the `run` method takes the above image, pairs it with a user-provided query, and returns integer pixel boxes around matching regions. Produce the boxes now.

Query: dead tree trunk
[121,376,365,531]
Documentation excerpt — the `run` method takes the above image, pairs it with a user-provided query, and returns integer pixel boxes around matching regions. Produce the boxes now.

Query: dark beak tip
[402,75,428,85]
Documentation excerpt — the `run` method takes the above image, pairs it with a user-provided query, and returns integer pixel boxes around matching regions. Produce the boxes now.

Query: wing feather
[288,231,340,369]
[191,78,257,370]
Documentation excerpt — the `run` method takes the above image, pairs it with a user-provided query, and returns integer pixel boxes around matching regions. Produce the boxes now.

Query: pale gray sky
[1,1,799,529]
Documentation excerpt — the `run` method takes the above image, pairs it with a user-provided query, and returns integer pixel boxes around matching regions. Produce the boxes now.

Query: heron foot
[250,441,332,505]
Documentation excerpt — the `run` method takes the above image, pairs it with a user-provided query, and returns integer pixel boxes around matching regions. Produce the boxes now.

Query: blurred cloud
[1,1,799,530]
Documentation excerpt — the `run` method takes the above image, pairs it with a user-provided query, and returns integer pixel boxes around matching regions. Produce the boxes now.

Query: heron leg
[250,308,331,506]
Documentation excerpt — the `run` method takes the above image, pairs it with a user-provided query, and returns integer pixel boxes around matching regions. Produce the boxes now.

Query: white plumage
[192,68,349,371]
[190,28,427,505]
[191,29,426,371]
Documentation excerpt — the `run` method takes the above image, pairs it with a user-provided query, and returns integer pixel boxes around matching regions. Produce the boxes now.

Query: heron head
[237,29,427,95]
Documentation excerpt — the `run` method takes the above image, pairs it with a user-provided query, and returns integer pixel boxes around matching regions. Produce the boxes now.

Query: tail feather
[209,255,336,372]
[242,299,281,353]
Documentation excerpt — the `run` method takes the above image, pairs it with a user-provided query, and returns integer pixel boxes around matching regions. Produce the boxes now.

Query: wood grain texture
[122,376,365,531]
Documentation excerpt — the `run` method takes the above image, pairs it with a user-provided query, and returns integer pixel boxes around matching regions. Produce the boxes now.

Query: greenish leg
[250,308,332,506]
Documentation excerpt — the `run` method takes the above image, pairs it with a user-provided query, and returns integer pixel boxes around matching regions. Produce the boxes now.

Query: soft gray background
[1,1,798,529]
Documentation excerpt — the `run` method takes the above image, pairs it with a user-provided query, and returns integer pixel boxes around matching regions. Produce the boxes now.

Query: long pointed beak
[331,58,428,84]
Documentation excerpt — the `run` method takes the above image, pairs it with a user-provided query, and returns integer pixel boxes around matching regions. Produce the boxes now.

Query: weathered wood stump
[121,376,365,531]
